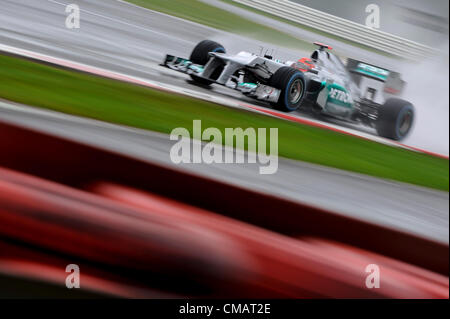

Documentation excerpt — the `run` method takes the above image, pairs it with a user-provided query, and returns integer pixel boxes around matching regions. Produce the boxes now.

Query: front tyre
[269,67,306,112]
[189,40,226,85]
[376,98,414,141]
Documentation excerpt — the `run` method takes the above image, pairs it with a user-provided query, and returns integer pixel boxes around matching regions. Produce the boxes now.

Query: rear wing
[346,58,406,99]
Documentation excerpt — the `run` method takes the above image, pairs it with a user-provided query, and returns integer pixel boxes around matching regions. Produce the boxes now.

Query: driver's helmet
[294,57,315,72]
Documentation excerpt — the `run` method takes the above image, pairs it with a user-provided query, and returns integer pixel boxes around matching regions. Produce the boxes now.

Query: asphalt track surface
[0,0,448,243]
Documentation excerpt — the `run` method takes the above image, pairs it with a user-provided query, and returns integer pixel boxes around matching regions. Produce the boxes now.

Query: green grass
[0,54,448,191]
[125,0,314,51]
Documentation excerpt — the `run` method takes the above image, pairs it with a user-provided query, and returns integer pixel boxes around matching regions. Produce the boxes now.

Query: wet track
[0,0,399,107]
[0,0,448,243]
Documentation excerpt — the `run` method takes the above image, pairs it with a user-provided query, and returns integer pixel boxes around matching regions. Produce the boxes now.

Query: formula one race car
[163,40,414,140]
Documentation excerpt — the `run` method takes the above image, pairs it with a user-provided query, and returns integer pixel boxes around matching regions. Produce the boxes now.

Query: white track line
[0,43,447,159]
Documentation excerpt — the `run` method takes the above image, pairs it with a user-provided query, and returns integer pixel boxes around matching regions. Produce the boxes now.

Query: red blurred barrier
[0,168,448,298]
[91,182,450,298]
[0,168,251,297]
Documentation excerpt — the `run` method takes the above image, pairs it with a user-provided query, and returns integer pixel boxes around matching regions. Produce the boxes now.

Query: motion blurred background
[0,0,448,299]
[292,0,449,46]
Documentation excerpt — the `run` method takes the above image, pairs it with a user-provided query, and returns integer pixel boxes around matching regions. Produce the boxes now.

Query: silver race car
[163,40,414,140]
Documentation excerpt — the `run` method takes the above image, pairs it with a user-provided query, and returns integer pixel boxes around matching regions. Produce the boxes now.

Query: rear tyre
[376,98,414,140]
[269,67,306,112]
[189,40,225,85]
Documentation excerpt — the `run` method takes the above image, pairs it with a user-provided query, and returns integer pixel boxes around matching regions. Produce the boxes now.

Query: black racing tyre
[269,66,306,112]
[189,40,226,85]
[376,98,414,140]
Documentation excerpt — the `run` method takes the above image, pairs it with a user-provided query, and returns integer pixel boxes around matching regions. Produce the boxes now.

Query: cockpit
[311,49,330,63]
[310,44,347,75]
